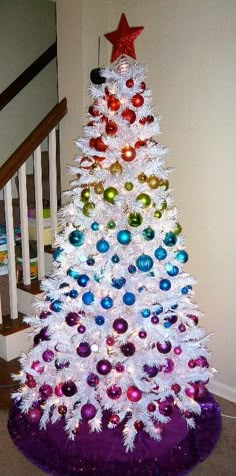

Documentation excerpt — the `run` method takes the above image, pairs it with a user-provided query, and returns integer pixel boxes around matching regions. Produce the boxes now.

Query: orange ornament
[121,145,136,162]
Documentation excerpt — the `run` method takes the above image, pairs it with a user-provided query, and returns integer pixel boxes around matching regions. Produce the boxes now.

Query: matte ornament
[77,342,91,358]
[77,274,90,287]
[175,250,189,263]
[155,247,167,261]
[156,341,172,354]
[96,359,112,375]
[128,212,143,227]
[136,193,151,207]
[121,108,136,124]
[62,381,78,397]
[81,403,97,420]
[106,385,122,400]
[113,318,128,334]
[121,145,136,162]
[104,13,144,62]
[83,202,95,217]
[163,232,177,247]
[82,291,94,305]
[66,312,79,327]
[96,239,110,253]
[90,67,105,84]
[27,408,41,424]
[131,93,144,108]
[103,187,118,204]
[101,296,113,309]
[106,121,118,136]
[121,342,135,357]
[127,386,142,402]
[136,254,153,272]
[142,227,155,241]
[159,278,171,291]
[123,292,136,306]
[117,230,131,245]
[69,230,84,247]
[107,95,120,111]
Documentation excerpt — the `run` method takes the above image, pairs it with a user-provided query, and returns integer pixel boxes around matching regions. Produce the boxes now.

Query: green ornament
[128,212,143,227]
[103,187,118,204]
[160,200,167,211]
[154,210,162,219]
[124,182,134,191]
[107,220,116,229]
[83,201,95,217]
[81,188,90,202]
[136,193,152,207]
[173,223,182,235]
[161,180,169,191]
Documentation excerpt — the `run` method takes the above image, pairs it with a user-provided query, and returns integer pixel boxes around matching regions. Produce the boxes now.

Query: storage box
[28,208,51,219]
[0,225,21,275]
[28,218,53,245]
[16,256,38,282]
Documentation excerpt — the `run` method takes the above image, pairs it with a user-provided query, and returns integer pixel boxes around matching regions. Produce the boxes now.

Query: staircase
[0,45,68,361]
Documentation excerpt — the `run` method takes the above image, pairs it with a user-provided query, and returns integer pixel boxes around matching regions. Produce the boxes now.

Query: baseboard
[208,379,236,403]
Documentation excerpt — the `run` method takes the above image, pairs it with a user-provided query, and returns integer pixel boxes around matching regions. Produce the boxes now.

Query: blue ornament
[111,254,120,263]
[142,227,155,241]
[77,274,90,287]
[111,277,126,289]
[51,300,62,312]
[182,285,192,294]
[69,229,84,247]
[87,256,95,266]
[101,296,113,309]
[164,321,172,328]
[175,250,189,263]
[82,291,94,305]
[59,282,69,289]
[141,308,150,318]
[159,279,171,291]
[128,265,136,274]
[117,230,131,245]
[69,289,79,299]
[67,268,80,279]
[171,304,178,310]
[165,263,179,276]
[136,254,154,272]
[96,239,110,253]
[155,305,163,315]
[155,247,167,260]
[91,222,99,231]
[95,315,105,326]
[163,232,177,247]
[53,247,63,262]
[123,292,136,306]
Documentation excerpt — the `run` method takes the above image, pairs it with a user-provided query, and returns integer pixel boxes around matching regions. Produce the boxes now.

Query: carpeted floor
[0,395,235,475]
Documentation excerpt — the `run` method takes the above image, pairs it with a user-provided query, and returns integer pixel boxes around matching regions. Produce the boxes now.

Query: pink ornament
[163,358,174,373]
[151,315,159,325]
[31,361,44,373]
[39,384,53,399]
[158,400,173,417]
[188,359,196,368]
[138,330,147,339]
[178,324,186,333]
[156,341,172,354]
[115,363,124,373]
[42,350,54,362]
[185,384,199,399]
[106,336,115,346]
[26,378,36,388]
[127,386,142,402]
[107,385,122,400]
[171,383,181,394]
[147,402,156,413]
[27,408,41,423]
[109,414,120,425]
[54,383,63,397]
[173,346,182,355]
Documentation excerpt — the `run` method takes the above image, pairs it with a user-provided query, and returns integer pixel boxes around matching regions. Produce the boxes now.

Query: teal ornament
[60,282,69,289]
[128,265,136,274]
[155,247,167,260]
[82,291,94,305]
[117,230,131,245]
[69,230,84,247]
[171,304,178,309]
[111,277,126,289]
[175,250,189,263]
[87,256,95,266]
[96,239,110,253]
[142,227,155,241]
[160,279,171,291]
[67,268,80,279]
[91,222,99,231]
[181,285,192,295]
[136,254,154,272]
[101,296,113,309]
[111,254,120,263]
[50,300,62,312]
[141,308,150,318]
[95,315,105,326]
[123,292,136,306]
[164,321,172,328]
[163,232,177,247]
[77,274,89,287]
[165,263,179,276]
[53,247,63,262]
[155,305,163,315]
[69,289,79,299]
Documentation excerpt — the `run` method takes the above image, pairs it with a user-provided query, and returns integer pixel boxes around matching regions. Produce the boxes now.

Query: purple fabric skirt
[8,392,221,476]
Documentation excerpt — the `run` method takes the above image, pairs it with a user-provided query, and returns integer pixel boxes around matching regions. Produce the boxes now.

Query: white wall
[0,0,58,166]
[57,0,236,400]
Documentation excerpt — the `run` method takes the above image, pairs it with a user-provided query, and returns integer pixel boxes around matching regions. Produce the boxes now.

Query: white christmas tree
[12,17,212,452]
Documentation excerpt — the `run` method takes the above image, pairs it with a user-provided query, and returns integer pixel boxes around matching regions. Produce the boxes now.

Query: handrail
[0,97,67,190]
[0,42,57,112]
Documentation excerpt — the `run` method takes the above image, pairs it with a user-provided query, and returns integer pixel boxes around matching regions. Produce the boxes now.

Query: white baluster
[34,145,45,279]
[49,128,58,247]
[4,181,18,319]
[0,293,2,325]
[18,163,31,285]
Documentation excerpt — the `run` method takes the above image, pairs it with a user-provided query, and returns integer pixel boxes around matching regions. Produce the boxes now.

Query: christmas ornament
[132,94,144,108]
[123,292,136,305]
[147,175,160,189]
[111,277,126,289]
[159,401,173,417]
[39,311,51,320]
[67,268,80,279]
[115,363,124,372]
[88,105,100,117]
[107,95,120,111]
[128,264,136,274]
[39,384,53,399]
[106,121,118,136]
[135,140,146,149]
[77,324,86,334]
[155,247,167,260]
[163,232,177,247]
[94,136,108,152]
[96,239,110,253]
[163,359,174,373]
[121,342,135,356]
[109,414,120,425]
[147,403,156,413]
[142,227,155,240]
[106,385,122,400]
[111,254,120,263]
[117,229,131,245]
[128,212,143,227]
[50,300,62,312]
[53,247,63,262]
[103,187,118,204]
[107,220,116,230]
[87,256,95,266]
[65,312,79,327]
[31,361,44,373]
[96,360,112,375]
[141,308,150,318]
[83,202,95,217]
[77,274,90,287]
[81,188,90,202]
[121,145,136,162]
[101,296,113,309]
[69,289,78,299]
[185,385,199,399]
[154,210,162,219]
[81,403,97,420]
[58,405,67,415]
[110,161,123,175]
[121,108,136,124]
[26,378,36,388]
[136,193,151,207]
[173,223,182,235]
[134,421,144,431]
[82,291,94,305]
[126,78,134,88]
[95,315,105,326]
[165,263,179,276]
[124,181,134,191]
[143,365,158,378]
[94,183,104,194]
[106,336,115,346]
[175,250,189,263]
[113,318,128,334]
[87,373,99,388]
[104,13,144,62]
[27,408,41,424]
[54,383,63,397]
[62,381,77,397]
[156,341,172,354]
[55,359,70,370]
[136,254,153,272]
[137,172,147,183]
[77,342,91,358]
[159,279,171,291]
[127,386,142,402]
[69,229,84,247]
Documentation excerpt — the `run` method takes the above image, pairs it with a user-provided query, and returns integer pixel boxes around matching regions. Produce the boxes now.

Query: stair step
[17,279,42,295]
[0,313,28,337]
[0,313,31,361]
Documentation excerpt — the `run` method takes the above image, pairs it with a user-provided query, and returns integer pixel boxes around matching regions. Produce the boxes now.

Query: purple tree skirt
[8,392,221,476]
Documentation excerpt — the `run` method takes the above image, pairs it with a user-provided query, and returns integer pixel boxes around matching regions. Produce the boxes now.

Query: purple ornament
[113,318,128,334]
[185,384,199,399]
[178,323,186,332]
[163,358,174,373]
[34,333,43,346]
[151,315,159,325]
[62,381,77,397]
[156,341,172,354]
[159,400,173,416]
[42,350,54,362]
[174,346,182,355]
[66,312,79,327]
[39,311,51,320]
[77,324,86,334]
[115,363,124,373]
[96,359,112,375]
[39,384,53,399]
[143,364,158,378]
[55,359,70,370]
[107,385,122,400]
[26,408,41,424]
[31,360,44,373]
[195,356,209,367]
[139,330,147,339]
[121,342,136,357]
[196,383,207,399]
[81,403,97,420]
[87,373,99,387]
[40,326,51,341]
[188,359,196,368]
[77,342,91,358]
[54,383,63,397]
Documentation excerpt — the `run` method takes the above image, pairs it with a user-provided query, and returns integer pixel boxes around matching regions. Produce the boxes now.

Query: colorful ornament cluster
[13,56,212,452]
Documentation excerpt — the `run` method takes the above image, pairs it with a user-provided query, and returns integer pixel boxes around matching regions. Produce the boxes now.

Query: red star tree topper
[104,13,144,63]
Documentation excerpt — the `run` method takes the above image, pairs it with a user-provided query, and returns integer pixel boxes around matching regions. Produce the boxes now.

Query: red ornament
[139,81,146,91]
[94,136,108,152]
[89,138,96,148]
[107,95,120,111]
[88,105,100,117]
[107,385,122,400]
[87,121,95,127]
[134,420,144,431]
[109,414,120,425]
[127,386,142,402]
[106,336,115,346]
[135,140,146,148]
[121,108,136,124]
[171,383,181,394]
[158,400,173,416]
[126,78,134,88]
[58,405,67,415]
[188,359,196,368]
[147,402,156,413]
[94,155,105,163]
[100,115,108,123]
[104,13,144,62]
[131,93,144,108]
[80,157,94,170]
[26,378,36,388]
[121,145,136,162]
[146,115,154,123]
[106,121,118,136]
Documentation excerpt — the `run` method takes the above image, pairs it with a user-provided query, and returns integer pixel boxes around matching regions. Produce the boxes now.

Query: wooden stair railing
[0,98,68,325]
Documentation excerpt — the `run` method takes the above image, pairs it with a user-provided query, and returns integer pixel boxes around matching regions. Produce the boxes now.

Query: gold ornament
[110,161,123,175]
[124,182,134,191]
[94,182,104,194]
[137,173,147,183]
[147,175,160,189]
[81,188,90,202]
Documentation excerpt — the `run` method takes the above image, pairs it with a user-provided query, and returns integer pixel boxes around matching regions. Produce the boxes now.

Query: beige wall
[57,0,236,399]
[0,0,57,165]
